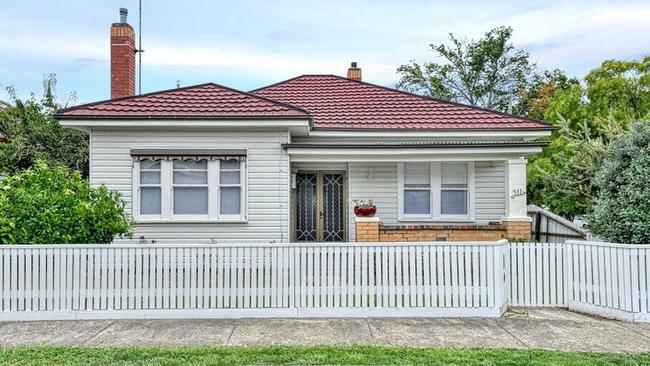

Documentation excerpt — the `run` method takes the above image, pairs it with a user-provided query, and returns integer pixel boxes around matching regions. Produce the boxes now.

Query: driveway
[0,308,649,352]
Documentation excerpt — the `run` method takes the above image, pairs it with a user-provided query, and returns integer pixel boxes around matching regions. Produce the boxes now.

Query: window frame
[132,159,247,222]
[398,161,475,222]
[136,159,163,220]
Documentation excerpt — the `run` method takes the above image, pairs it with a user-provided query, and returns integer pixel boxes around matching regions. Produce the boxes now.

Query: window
[139,160,161,215]
[441,163,468,216]
[219,160,242,215]
[399,162,473,220]
[403,163,431,216]
[133,158,246,221]
[173,160,208,215]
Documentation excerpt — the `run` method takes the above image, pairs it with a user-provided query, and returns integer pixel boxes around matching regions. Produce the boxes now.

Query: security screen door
[295,172,345,242]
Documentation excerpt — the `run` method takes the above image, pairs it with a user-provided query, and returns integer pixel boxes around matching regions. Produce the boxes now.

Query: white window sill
[135,219,248,224]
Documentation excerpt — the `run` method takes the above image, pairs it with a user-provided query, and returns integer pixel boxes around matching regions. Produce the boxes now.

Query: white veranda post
[503,158,530,222]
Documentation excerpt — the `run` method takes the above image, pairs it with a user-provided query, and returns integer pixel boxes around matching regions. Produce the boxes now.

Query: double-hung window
[172,160,209,216]
[440,163,469,217]
[139,160,162,216]
[219,160,242,216]
[133,152,247,221]
[403,163,431,217]
[399,162,473,221]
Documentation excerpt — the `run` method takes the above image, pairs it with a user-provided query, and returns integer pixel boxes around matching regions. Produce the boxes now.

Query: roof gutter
[282,141,549,150]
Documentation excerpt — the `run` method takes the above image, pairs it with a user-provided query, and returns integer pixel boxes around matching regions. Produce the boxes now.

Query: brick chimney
[347,62,362,81]
[110,8,136,99]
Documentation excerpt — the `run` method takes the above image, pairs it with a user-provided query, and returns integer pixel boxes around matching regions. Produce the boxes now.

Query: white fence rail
[0,241,509,320]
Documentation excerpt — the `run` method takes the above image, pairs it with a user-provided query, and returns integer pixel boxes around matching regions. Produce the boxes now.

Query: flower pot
[354,206,376,217]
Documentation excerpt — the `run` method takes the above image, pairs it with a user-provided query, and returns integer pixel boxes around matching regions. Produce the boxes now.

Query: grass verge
[1,346,649,365]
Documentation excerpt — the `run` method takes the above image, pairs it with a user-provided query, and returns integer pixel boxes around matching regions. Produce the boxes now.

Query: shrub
[589,122,650,244]
[0,162,133,244]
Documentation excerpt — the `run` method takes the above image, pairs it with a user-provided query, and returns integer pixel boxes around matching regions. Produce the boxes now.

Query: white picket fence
[2,240,649,322]
[508,242,567,307]
[565,240,650,322]
[507,240,650,322]
[0,241,509,320]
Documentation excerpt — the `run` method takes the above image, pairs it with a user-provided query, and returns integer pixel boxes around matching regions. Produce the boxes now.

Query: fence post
[564,241,573,307]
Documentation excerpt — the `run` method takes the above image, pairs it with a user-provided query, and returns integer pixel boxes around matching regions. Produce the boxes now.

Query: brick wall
[355,218,531,242]
[355,218,380,242]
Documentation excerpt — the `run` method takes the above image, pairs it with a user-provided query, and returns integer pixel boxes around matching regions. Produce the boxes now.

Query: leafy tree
[528,57,650,218]
[517,69,579,120]
[396,26,535,113]
[589,122,650,244]
[0,74,88,175]
[0,161,133,244]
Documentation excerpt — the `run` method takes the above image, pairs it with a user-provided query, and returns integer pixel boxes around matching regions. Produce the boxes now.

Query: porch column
[355,217,380,242]
[502,158,532,240]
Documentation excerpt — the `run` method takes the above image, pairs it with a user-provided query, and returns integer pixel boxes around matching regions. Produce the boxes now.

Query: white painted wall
[347,161,506,240]
[90,129,290,244]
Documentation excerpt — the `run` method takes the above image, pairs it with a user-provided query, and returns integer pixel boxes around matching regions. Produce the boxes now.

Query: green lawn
[0,346,648,366]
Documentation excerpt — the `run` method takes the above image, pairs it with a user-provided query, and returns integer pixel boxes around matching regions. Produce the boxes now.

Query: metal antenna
[137,0,143,95]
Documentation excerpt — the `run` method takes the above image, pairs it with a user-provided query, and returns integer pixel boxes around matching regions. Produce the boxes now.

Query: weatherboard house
[56,10,551,244]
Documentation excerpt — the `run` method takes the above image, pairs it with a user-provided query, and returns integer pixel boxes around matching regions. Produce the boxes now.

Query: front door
[295,172,346,242]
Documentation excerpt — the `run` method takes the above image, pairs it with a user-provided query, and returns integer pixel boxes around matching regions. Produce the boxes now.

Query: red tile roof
[252,75,551,130]
[57,83,309,119]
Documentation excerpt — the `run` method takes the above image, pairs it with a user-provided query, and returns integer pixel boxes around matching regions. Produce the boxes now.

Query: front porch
[287,143,535,243]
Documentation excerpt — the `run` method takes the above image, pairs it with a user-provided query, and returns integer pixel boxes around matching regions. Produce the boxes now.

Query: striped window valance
[131,149,247,162]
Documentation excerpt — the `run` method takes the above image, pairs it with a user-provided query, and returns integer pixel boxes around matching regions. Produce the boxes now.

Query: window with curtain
[403,163,431,215]
[219,160,241,215]
[133,156,246,221]
[139,159,161,215]
[441,163,468,216]
[173,159,208,215]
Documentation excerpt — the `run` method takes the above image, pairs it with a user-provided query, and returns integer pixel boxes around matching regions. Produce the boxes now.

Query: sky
[1,0,649,105]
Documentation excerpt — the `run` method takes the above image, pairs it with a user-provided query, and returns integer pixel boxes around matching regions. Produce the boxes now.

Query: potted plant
[353,199,376,217]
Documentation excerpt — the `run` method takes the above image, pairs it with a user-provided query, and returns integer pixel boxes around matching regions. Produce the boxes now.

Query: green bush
[0,162,133,244]
[589,122,650,244]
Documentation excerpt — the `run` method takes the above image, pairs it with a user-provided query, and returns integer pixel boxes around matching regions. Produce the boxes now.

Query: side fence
[508,240,650,322]
[0,241,509,320]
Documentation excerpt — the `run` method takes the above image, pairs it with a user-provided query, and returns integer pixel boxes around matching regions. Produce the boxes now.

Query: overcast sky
[1,0,649,104]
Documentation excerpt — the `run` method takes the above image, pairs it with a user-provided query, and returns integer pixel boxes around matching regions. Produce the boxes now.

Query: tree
[0,161,133,244]
[589,122,650,244]
[0,74,88,175]
[396,26,535,113]
[516,69,579,120]
[527,57,650,218]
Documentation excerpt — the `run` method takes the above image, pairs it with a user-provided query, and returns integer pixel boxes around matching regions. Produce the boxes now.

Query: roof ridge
[57,82,311,117]
[251,74,552,128]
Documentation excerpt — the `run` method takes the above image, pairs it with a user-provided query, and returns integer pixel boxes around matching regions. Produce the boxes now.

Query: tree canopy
[396,26,535,113]
[528,56,650,218]
[0,75,88,176]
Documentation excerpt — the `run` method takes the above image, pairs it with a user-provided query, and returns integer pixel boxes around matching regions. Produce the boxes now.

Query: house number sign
[510,188,526,199]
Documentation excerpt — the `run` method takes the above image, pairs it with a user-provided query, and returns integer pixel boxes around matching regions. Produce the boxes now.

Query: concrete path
[1,309,649,352]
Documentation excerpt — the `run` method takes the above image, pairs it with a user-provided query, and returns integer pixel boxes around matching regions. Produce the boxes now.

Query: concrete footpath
[0,308,649,352]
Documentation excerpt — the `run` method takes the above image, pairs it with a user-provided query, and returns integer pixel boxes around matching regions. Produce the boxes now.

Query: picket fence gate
[0,241,509,320]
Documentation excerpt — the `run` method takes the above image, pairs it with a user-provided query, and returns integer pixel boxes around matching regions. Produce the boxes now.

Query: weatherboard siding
[347,161,505,241]
[90,129,290,244]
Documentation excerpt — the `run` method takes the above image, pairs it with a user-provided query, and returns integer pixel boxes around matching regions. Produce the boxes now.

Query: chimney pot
[347,62,362,81]
[119,8,128,23]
